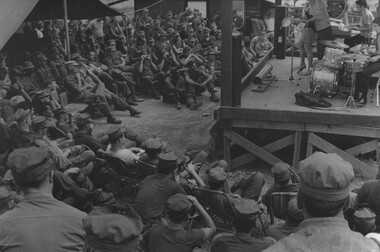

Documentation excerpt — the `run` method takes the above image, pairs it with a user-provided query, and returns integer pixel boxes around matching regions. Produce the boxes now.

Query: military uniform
[263,152,379,252]
[143,193,206,252]
[0,147,87,252]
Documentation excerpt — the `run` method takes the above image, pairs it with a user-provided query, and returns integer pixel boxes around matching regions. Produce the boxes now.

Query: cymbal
[319,40,349,49]
[342,53,370,61]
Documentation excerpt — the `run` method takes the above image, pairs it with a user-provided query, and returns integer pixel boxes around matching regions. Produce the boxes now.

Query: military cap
[271,162,291,183]
[173,31,180,37]
[12,108,30,122]
[203,27,210,33]
[353,207,376,231]
[299,152,354,201]
[7,147,53,187]
[208,167,227,184]
[76,113,92,125]
[3,169,13,182]
[54,107,67,118]
[83,204,143,252]
[0,187,11,203]
[159,31,168,37]
[158,151,178,170]
[231,198,261,221]
[286,198,303,222]
[23,61,35,70]
[144,137,163,150]
[65,60,78,66]
[166,193,192,216]
[166,22,174,29]
[37,54,48,61]
[32,116,56,131]
[34,90,50,99]
[107,126,125,142]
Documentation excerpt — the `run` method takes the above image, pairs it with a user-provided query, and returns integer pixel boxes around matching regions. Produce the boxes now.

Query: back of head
[157,151,178,175]
[298,152,354,218]
[271,162,291,185]
[6,147,53,189]
[231,198,261,233]
[83,204,143,252]
[166,193,192,224]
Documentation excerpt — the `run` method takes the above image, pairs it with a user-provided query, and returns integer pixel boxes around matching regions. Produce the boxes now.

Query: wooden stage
[216,56,380,179]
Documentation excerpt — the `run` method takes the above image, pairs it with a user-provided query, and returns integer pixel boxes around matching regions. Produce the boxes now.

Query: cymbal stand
[344,66,357,109]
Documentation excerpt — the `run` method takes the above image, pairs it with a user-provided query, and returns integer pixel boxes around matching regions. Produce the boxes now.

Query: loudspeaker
[274,5,287,59]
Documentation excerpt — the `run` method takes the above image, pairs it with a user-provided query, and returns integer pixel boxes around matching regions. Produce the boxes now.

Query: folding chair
[134,159,157,180]
[269,191,298,224]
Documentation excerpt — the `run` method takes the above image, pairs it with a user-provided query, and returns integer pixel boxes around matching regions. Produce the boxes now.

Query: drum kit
[309,40,370,108]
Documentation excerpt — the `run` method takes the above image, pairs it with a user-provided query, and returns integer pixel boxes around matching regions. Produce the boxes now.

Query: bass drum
[310,62,338,97]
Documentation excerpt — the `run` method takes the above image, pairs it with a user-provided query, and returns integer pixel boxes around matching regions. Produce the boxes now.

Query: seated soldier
[54,108,74,140]
[267,198,304,241]
[139,137,168,166]
[73,54,141,116]
[106,126,142,174]
[143,194,216,252]
[18,61,41,96]
[264,152,379,252]
[355,172,380,231]
[184,60,219,104]
[132,152,185,228]
[211,199,275,252]
[0,147,87,251]
[64,60,123,124]
[262,163,299,211]
[36,54,56,89]
[250,31,273,58]
[83,204,143,252]
[204,166,265,201]
[8,108,34,149]
[32,116,95,176]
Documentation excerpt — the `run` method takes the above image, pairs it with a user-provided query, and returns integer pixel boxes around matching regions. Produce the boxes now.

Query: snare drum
[310,62,338,96]
[322,47,344,69]
[344,59,368,73]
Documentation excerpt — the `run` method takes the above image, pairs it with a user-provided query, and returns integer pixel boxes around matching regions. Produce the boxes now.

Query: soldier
[143,193,215,252]
[139,137,168,166]
[263,152,379,252]
[0,147,87,251]
[83,204,143,252]
[212,198,275,252]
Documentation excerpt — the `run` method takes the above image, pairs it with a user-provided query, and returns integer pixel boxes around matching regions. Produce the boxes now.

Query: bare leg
[304,42,314,71]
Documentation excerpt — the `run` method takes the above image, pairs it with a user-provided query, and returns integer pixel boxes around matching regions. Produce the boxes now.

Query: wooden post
[63,0,71,60]
[232,32,242,107]
[221,0,233,106]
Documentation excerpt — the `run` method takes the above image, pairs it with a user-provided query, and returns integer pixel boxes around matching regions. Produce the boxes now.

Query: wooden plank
[292,131,302,168]
[305,124,380,138]
[220,0,233,106]
[241,48,273,89]
[225,130,284,166]
[306,133,313,157]
[217,106,380,128]
[232,120,304,131]
[223,132,231,171]
[308,133,377,178]
[230,134,296,169]
[345,140,379,156]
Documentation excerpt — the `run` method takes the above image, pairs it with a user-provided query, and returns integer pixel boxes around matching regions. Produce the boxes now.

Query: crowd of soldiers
[6,6,380,252]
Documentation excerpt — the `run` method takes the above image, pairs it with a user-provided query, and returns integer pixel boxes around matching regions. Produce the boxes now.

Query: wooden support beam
[221,0,233,106]
[305,124,380,138]
[345,140,379,157]
[223,132,231,171]
[217,107,380,128]
[230,133,296,169]
[232,120,304,131]
[306,132,313,157]
[292,131,302,168]
[308,133,377,178]
[225,130,284,166]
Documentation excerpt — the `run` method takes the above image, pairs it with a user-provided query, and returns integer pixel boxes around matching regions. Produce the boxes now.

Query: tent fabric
[0,0,39,52]
[26,0,121,21]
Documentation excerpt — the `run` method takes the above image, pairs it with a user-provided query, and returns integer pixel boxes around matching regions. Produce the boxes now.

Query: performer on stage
[354,17,380,105]
[296,0,317,75]
[344,0,374,49]
[306,0,332,60]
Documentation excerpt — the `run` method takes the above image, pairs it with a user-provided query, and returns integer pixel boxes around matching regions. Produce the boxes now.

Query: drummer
[354,17,380,105]
[344,0,374,50]
[296,0,318,75]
